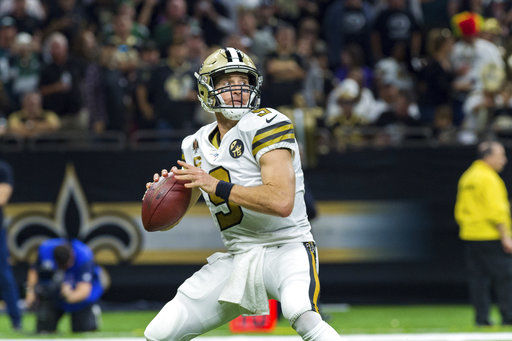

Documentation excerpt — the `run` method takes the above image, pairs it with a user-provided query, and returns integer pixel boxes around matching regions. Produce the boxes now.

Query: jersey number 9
[208,167,243,230]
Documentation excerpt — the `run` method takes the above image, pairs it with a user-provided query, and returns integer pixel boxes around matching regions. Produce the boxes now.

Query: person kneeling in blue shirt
[25,238,105,333]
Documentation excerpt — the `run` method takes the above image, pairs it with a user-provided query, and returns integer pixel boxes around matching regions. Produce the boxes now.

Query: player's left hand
[172,160,219,194]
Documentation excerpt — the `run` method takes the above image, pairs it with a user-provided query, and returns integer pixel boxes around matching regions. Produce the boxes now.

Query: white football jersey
[181,107,313,253]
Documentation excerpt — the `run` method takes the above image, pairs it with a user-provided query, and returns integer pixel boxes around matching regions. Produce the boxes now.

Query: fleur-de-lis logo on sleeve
[7,164,142,262]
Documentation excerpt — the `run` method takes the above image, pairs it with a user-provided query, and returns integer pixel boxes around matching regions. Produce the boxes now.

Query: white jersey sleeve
[238,108,298,164]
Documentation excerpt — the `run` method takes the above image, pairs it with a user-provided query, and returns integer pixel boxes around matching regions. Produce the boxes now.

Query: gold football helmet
[195,47,262,120]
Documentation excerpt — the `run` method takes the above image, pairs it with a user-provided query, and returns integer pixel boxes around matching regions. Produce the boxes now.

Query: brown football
[141,174,192,232]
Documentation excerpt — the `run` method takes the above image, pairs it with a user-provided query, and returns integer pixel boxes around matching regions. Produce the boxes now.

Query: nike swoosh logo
[266,115,277,123]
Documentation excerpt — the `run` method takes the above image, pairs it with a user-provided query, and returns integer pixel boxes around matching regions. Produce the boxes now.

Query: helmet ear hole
[248,73,257,86]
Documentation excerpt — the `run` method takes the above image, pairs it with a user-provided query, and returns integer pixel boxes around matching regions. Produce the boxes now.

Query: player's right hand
[145,169,169,190]
[143,169,170,201]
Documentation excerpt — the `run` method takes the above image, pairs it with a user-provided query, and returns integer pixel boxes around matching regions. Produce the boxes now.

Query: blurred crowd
[1,0,512,151]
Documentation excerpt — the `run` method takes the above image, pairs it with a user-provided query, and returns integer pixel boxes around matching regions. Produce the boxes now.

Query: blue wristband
[215,180,234,201]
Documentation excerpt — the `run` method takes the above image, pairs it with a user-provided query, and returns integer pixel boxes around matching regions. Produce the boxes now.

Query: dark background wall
[3,146,493,304]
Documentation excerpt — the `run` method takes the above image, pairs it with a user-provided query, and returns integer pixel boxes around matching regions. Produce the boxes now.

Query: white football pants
[145,242,330,341]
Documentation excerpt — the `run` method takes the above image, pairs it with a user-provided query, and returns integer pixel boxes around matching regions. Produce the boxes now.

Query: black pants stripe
[303,242,320,313]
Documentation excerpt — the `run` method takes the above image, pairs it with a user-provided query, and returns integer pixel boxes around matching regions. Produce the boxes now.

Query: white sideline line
[343,334,512,340]
[204,335,512,341]
[7,334,512,341]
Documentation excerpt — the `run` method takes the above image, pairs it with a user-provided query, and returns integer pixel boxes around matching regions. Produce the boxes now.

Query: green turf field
[1,305,512,339]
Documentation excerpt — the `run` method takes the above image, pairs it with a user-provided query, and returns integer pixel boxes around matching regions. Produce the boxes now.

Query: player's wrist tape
[215,180,234,201]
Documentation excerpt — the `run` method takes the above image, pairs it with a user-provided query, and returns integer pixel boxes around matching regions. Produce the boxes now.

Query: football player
[144,47,341,341]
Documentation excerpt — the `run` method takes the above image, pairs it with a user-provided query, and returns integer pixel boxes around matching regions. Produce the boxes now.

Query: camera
[35,263,65,302]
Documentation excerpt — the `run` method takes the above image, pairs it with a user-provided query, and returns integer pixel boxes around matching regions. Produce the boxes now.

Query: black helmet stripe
[236,49,244,62]
[224,48,233,62]
[225,47,245,63]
